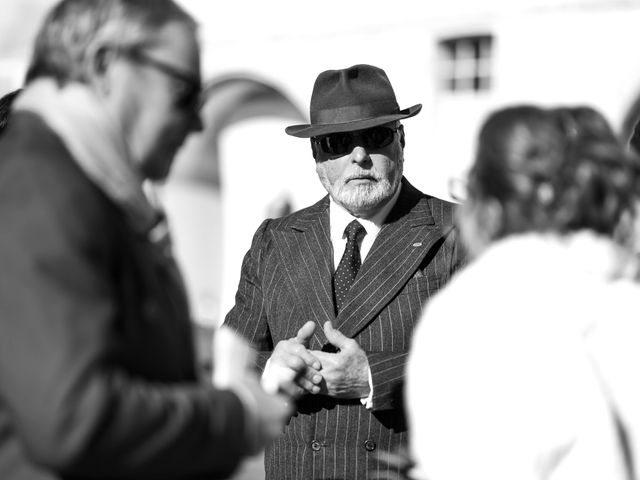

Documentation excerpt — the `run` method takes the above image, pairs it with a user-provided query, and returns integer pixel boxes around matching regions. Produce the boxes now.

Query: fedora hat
[285,64,422,138]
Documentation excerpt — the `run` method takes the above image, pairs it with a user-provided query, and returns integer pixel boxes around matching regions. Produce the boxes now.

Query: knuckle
[288,357,303,369]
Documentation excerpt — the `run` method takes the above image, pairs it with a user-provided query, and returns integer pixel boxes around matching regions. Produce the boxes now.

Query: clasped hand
[264,321,370,400]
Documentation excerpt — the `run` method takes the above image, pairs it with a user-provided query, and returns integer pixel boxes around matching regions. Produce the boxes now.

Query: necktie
[333,220,366,313]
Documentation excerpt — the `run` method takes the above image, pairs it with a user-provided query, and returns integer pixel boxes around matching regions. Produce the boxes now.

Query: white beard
[319,169,402,215]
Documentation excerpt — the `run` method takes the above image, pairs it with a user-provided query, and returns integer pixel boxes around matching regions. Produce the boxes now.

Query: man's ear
[89,45,115,76]
[398,124,405,148]
[86,45,115,94]
[95,48,110,74]
[311,138,319,160]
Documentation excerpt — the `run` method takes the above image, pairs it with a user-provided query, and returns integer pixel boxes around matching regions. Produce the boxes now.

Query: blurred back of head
[461,104,640,254]
[25,0,195,86]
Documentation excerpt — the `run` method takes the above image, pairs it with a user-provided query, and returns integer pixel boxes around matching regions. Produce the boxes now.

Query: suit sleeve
[223,218,274,372]
[0,170,248,479]
[367,352,408,411]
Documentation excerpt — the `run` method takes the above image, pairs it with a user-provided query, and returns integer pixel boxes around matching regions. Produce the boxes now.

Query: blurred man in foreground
[0,1,290,479]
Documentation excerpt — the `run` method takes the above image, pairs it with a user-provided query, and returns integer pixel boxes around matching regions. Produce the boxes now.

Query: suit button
[363,440,376,452]
[311,440,322,451]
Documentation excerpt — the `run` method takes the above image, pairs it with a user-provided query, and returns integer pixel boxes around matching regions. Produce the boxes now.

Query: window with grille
[438,35,493,92]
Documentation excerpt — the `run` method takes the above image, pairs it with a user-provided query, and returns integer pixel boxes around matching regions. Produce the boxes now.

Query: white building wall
[175,0,640,325]
[3,0,640,328]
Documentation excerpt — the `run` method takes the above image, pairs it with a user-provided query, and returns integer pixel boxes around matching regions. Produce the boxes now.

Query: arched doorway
[159,75,312,331]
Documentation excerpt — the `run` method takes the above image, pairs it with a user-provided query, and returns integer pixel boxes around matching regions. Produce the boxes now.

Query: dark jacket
[0,112,247,480]
[224,177,465,480]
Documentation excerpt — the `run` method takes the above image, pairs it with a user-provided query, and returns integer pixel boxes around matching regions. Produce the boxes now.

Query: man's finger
[279,382,304,399]
[295,376,321,395]
[295,321,316,346]
[284,350,321,372]
[298,349,322,371]
[323,321,351,350]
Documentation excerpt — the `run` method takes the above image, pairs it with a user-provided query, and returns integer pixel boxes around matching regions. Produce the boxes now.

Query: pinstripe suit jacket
[224,178,464,480]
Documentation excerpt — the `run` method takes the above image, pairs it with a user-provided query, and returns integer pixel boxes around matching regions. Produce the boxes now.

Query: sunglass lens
[363,127,395,149]
[320,132,352,156]
[317,127,396,156]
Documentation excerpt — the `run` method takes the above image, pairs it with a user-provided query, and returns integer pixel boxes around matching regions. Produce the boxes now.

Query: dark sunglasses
[313,126,398,156]
[121,48,202,110]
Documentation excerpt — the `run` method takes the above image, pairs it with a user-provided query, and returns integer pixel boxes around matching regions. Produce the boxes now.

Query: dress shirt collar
[329,182,402,266]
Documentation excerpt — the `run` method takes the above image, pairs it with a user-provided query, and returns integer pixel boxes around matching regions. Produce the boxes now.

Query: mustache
[344,172,381,182]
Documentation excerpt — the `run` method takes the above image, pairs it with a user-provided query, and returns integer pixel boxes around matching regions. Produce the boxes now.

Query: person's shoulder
[0,111,117,229]
[424,194,458,212]
[1,111,74,173]
[403,178,458,205]
[264,195,329,231]
[404,180,459,224]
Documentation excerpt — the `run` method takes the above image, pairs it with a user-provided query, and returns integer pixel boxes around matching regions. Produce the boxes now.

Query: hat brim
[285,104,422,138]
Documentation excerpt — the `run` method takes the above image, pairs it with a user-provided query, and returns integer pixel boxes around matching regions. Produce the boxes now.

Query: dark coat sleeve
[0,123,249,479]
[223,218,274,372]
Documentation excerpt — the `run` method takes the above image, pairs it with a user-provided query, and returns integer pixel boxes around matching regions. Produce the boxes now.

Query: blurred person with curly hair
[407,105,640,480]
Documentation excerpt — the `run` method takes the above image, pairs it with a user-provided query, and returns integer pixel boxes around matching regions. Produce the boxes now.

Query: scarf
[13,78,160,236]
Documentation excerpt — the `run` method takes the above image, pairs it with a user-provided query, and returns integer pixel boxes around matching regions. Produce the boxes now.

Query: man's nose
[350,146,370,164]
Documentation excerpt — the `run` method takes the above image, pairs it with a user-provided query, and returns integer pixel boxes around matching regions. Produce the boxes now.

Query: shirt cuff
[261,358,276,394]
[261,357,292,395]
[360,367,374,409]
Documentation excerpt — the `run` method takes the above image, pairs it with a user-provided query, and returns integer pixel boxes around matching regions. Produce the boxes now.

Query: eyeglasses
[122,48,202,110]
[313,126,398,156]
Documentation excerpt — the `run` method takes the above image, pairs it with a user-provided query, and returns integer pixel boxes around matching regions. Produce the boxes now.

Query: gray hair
[25,0,196,85]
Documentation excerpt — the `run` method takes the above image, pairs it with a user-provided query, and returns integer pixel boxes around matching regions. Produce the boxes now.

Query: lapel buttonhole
[412,242,423,247]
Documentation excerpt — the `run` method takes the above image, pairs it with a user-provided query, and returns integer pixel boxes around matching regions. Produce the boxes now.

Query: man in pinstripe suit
[224,64,465,479]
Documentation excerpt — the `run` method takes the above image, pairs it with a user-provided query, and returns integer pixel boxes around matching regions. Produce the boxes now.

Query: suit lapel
[273,197,334,348]
[335,180,444,338]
